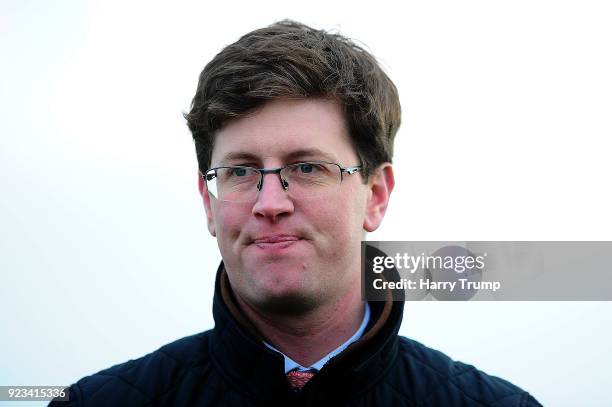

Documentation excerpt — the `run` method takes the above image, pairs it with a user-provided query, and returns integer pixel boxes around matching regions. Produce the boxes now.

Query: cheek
[307,191,366,246]
[213,205,249,252]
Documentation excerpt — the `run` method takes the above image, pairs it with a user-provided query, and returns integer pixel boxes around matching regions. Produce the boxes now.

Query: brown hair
[184,20,401,178]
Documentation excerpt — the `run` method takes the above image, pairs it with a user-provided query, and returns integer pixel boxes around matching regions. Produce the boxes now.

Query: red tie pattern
[286,369,315,390]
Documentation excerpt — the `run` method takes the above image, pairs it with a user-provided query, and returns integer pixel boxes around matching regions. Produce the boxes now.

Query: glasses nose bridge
[257,167,289,192]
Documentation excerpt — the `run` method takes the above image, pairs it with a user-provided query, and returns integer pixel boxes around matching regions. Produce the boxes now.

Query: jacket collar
[208,262,405,401]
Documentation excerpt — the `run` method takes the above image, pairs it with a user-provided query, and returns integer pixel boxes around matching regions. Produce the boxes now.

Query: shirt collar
[264,302,371,374]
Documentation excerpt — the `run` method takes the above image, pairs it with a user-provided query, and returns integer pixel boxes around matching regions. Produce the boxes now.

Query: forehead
[210,98,358,166]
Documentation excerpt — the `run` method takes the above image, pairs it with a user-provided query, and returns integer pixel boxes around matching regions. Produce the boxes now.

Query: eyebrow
[218,148,338,166]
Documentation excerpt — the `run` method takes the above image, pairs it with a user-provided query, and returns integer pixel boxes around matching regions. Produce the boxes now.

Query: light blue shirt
[264,302,371,373]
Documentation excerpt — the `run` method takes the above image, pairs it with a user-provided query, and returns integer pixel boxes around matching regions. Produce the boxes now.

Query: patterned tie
[286,369,316,390]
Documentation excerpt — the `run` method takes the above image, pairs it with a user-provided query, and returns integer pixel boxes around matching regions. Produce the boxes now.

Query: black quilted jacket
[50,263,541,406]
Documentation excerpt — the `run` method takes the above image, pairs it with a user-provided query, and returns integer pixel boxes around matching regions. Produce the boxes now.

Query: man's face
[200,98,391,313]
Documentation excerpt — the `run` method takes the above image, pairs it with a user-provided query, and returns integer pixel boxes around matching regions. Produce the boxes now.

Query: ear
[198,171,216,237]
[363,163,395,232]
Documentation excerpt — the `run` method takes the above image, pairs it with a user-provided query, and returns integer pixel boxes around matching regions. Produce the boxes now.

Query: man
[51,20,540,406]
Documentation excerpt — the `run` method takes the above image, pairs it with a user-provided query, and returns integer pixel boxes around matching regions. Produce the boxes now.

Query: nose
[251,172,294,221]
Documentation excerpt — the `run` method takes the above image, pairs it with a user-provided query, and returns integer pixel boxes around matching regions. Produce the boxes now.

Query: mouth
[251,235,303,249]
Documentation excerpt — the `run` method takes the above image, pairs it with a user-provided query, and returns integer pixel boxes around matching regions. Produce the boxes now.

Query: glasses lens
[280,162,341,199]
[206,167,260,202]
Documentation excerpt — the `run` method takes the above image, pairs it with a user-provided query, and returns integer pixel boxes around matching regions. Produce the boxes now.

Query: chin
[252,288,319,315]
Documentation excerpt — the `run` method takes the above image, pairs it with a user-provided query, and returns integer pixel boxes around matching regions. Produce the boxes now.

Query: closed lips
[253,235,301,244]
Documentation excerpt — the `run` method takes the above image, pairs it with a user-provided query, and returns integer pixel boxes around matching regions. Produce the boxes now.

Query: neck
[234,277,365,368]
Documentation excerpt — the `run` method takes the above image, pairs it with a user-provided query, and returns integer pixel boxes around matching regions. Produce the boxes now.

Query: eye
[299,163,315,174]
[230,167,248,177]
